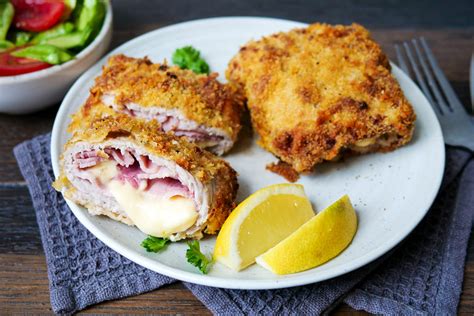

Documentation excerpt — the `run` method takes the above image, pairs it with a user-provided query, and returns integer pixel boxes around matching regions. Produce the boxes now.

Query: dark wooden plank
[0,254,210,315]
[80,282,211,315]
[0,187,42,254]
[0,255,52,313]
[332,305,369,315]
[109,0,474,29]
[461,236,474,314]
[0,106,57,185]
[0,252,472,314]
[460,265,474,314]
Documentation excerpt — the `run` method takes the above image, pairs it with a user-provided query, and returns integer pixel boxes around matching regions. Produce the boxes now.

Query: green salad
[0,0,106,76]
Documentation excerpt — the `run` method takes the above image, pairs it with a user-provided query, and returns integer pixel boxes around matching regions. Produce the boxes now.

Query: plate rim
[51,16,445,290]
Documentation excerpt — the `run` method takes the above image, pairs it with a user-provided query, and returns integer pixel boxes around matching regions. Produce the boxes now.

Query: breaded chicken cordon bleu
[71,54,243,155]
[54,115,238,241]
[227,23,416,180]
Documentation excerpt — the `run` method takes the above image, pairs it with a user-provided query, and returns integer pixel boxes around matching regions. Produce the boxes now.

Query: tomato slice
[12,0,65,32]
[0,49,51,76]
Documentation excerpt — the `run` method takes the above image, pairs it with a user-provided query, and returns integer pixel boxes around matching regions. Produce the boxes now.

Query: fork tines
[395,38,466,116]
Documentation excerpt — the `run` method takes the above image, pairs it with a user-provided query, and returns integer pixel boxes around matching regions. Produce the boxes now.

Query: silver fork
[395,38,474,151]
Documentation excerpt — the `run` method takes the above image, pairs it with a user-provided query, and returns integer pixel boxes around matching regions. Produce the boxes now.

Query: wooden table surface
[1,0,473,314]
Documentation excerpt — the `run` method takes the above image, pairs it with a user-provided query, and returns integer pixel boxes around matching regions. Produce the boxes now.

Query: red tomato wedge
[0,49,52,76]
[12,0,65,32]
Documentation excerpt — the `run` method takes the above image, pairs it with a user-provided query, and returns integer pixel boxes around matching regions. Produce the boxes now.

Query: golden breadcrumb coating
[266,161,300,182]
[55,115,239,235]
[80,54,244,142]
[67,96,114,133]
[226,23,416,174]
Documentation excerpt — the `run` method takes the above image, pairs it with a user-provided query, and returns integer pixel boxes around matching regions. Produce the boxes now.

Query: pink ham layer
[73,148,192,200]
[122,107,222,143]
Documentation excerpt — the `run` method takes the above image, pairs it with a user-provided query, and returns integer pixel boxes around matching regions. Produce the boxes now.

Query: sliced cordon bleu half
[71,54,244,155]
[54,115,239,241]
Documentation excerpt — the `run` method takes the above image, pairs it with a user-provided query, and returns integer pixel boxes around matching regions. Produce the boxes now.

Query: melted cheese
[354,137,377,148]
[87,160,197,237]
[88,160,118,184]
[196,139,220,148]
[108,180,197,237]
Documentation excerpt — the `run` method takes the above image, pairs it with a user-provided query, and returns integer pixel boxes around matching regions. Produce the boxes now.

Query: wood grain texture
[110,0,474,29]
[0,254,210,315]
[0,187,42,254]
[0,107,56,185]
[0,0,473,314]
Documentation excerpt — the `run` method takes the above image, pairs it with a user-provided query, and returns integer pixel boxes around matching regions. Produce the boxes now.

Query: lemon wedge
[256,195,357,275]
[213,184,315,271]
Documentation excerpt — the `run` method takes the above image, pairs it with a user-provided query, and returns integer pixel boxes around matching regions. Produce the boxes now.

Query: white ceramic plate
[51,17,445,289]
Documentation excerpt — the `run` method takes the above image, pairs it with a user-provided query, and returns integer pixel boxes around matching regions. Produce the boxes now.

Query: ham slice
[64,143,211,240]
[74,150,103,168]
[75,148,193,200]
[101,93,233,155]
[105,148,135,167]
[147,178,191,200]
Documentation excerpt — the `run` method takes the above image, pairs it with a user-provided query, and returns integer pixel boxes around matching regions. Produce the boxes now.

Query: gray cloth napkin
[14,133,473,315]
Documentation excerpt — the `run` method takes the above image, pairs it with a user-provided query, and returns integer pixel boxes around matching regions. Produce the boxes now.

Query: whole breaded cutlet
[226,23,416,179]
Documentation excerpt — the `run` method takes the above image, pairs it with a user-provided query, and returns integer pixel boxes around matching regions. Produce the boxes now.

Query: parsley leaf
[186,240,212,274]
[172,46,210,74]
[141,236,170,253]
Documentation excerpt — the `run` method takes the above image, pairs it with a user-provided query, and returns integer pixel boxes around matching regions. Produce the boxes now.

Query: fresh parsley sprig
[172,46,210,74]
[141,236,170,253]
[141,237,213,274]
[186,240,213,274]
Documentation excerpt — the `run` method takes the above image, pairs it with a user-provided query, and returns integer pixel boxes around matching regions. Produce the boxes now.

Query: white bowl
[0,1,113,114]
